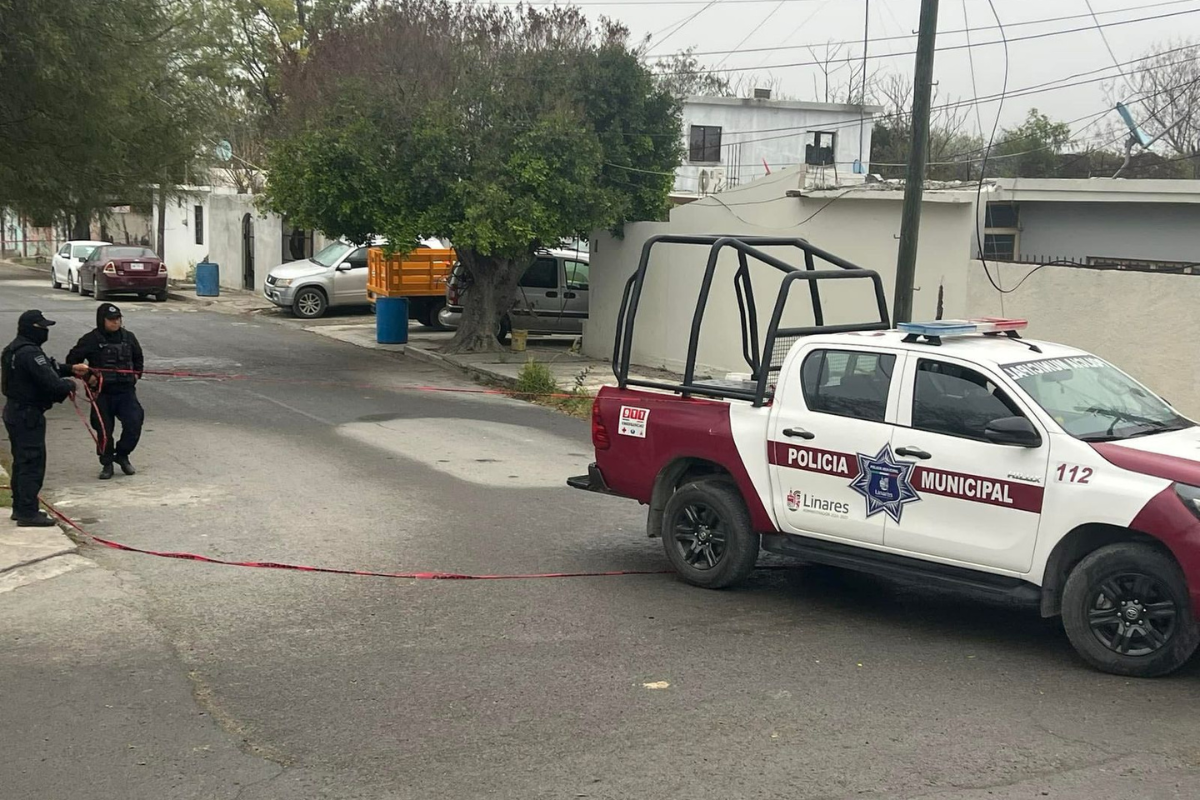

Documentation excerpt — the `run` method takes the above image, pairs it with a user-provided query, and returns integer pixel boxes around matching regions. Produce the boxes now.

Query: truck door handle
[782,427,815,440]
[563,292,577,299]
[895,446,932,460]
[545,291,558,298]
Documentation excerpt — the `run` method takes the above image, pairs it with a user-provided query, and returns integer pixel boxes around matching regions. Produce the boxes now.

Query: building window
[805,131,837,166]
[982,202,1019,261]
[194,205,204,246]
[689,125,722,164]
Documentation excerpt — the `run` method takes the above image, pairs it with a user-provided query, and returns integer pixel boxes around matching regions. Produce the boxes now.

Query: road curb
[0,545,79,576]
[404,344,520,390]
[166,291,213,306]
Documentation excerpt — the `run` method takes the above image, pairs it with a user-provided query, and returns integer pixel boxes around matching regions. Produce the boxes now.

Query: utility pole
[892,0,940,325]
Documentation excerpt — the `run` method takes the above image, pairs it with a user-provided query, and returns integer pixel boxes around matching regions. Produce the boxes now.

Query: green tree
[264,1,681,353]
[990,109,1072,178]
[652,48,733,99]
[0,0,220,236]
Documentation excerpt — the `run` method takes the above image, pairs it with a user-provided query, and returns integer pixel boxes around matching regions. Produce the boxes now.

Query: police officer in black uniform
[67,303,145,480]
[2,310,87,526]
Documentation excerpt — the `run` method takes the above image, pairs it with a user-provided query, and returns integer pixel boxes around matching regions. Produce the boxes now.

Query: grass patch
[514,359,594,419]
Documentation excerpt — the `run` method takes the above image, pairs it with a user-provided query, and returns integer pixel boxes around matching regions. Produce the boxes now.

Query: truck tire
[661,479,759,589]
[421,300,446,328]
[1062,542,1200,677]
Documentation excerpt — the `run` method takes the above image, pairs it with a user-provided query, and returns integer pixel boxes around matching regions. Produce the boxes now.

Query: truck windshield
[1003,355,1192,442]
[311,242,353,267]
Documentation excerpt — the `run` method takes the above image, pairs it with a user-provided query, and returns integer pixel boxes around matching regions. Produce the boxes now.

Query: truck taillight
[592,400,610,450]
[447,282,460,305]
[103,262,116,274]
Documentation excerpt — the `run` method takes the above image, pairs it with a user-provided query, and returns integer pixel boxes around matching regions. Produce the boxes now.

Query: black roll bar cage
[612,235,891,407]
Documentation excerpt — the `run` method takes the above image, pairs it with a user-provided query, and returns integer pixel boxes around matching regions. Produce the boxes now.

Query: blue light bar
[898,321,978,337]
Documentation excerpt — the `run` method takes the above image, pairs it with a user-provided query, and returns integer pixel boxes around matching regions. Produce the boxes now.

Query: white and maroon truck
[570,235,1200,677]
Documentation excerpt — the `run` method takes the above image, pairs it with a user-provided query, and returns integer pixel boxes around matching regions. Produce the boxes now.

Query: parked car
[51,239,110,292]
[263,240,376,319]
[78,245,167,301]
[438,249,590,339]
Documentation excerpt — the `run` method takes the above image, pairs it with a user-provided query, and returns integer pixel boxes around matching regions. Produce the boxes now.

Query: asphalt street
[2,261,1200,800]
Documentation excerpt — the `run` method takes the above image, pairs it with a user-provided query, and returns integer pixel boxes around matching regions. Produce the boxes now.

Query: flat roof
[684,96,885,115]
[991,178,1200,204]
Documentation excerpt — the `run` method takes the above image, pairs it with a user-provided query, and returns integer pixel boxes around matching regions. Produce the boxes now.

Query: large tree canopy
[263,0,682,352]
[0,0,220,233]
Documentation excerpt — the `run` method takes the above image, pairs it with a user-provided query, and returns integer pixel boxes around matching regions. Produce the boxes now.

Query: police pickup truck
[570,235,1200,678]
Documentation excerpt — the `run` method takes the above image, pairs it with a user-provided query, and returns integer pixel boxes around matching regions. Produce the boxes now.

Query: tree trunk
[155,183,167,260]
[443,249,528,354]
[71,206,90,240]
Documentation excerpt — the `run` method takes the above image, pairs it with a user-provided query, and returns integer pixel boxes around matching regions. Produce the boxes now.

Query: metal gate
[242,213,255,290]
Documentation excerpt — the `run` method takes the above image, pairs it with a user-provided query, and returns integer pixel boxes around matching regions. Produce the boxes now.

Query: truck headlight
[1173,483,1200,520]
[273,278,292,288]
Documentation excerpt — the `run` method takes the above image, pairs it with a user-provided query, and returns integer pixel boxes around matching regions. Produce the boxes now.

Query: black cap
[18,310,55,327]
[101,304,122,319]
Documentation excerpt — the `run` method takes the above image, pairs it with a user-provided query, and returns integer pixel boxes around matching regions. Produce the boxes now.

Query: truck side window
[913,359,1023,440]
[520,257,559,289]
[801,350,895,423]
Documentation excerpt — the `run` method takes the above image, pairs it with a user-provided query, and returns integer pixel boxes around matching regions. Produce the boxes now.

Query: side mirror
[984,416,1042,448]
[335,262,351,272]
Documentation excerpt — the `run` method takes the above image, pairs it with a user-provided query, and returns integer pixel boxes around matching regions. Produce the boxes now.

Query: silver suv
[438,249,589,337]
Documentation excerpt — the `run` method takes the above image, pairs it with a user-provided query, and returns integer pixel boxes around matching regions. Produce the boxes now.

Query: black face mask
[20,325,49,345]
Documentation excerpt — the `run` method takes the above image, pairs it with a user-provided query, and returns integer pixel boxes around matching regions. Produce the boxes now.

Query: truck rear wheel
[1062,543,1200,677]
[661,479,759,589]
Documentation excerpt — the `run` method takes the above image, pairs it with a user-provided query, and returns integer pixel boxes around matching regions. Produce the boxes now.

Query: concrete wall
[967,261,1200,417]
[1016,202,1200,264]
[677,98,876,195]
[204,194,287,294]
[586,169,975,377]
[153,188,332,292]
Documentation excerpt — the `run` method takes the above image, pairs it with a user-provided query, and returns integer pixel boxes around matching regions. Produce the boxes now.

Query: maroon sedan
[80,245,169,301]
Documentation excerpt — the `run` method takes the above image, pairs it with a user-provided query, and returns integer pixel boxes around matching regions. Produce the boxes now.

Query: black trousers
[2,403,47,519]
[90,389,144,465]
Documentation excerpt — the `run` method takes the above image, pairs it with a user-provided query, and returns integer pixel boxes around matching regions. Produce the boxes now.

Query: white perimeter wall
[586,170,974,378]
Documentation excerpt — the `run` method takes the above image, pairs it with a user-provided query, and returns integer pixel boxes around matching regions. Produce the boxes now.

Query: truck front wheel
[662,479,759,589]
[1062,543,1200,677]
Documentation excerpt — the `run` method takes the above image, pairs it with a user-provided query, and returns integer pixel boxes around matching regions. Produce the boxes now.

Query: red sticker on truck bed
[618,406,650,438]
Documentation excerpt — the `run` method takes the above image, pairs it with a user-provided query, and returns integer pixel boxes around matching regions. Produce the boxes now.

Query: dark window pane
[689,125,722,162]
[194,205,204,246]
[801,349,896,423]
[983,234,1016,260]
[985,203,1019,228]
[913,360,1023,440]
[520,257,559,289]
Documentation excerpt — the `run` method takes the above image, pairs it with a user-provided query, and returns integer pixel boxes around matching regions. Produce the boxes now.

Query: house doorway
[241,213,255,290]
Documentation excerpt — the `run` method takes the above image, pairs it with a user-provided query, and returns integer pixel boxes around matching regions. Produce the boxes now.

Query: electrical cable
[651,0,1199,60]
[976,0,1011,297]
[713,0,787,70]
[655,6,1200,75]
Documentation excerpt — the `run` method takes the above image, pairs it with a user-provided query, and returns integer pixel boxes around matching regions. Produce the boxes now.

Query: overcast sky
[513,0,1195,146]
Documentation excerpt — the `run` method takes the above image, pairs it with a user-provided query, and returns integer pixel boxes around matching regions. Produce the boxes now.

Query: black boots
[99,463,114,480]
[116,456,136,476]
[16,512,56,527]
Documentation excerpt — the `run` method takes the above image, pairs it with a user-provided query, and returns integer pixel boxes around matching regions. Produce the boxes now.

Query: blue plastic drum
[195,261,220,297]
[376,296,409,344]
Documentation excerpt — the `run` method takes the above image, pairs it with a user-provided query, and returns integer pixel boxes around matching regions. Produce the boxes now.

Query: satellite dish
[214,139,233,162]
[1116,103,1151,149]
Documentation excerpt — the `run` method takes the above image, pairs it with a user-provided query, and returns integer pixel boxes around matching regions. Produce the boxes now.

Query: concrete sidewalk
[0,464,79,582]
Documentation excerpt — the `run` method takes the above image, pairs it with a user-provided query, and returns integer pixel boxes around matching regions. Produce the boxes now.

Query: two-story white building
[673,92,884,202]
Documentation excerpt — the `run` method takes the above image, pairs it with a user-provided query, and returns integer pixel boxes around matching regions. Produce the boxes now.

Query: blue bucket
[376,297,409,344]
[195,261,220,297]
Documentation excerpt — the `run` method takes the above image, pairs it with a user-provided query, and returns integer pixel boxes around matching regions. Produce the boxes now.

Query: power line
[713,0,787,70]
[656,6,1200,75]
[649,0,723,50]
[717,48,1200,149]
[647,0,1198,59]
[976,0,1011,297]
[961,0,985,139]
